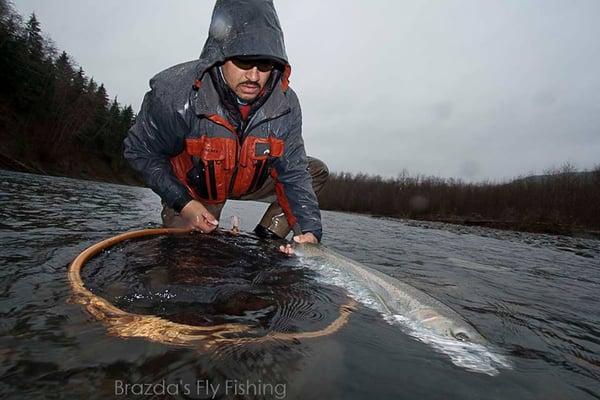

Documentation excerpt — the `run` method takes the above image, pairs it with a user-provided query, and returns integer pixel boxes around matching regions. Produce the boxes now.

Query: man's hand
[279,232,318,255]
[180,200,219,233]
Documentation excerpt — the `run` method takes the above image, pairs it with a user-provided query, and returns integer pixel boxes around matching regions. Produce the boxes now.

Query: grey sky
[14,0,600,181]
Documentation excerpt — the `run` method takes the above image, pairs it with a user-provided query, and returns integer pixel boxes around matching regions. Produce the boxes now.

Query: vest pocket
[250,159,272,192]
[232,136,285,196]
[186,157,209,199]
[183,137,236,203]
[207,160,218,200]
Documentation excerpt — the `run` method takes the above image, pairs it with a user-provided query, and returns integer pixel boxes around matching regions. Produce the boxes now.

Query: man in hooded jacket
[123,0,327,245]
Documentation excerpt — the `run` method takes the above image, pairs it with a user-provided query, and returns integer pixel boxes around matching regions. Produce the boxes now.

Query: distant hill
[0,1,140,185]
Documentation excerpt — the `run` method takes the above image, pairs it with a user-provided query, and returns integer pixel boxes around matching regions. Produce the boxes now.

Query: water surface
[1,170,599,399]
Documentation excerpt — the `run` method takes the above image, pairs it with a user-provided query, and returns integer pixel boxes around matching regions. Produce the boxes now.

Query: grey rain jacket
[123,0,322,239]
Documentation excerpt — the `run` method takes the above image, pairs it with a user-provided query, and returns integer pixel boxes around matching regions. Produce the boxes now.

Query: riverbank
[319,169,600,239]
[372,214,600,240]
[2,164,598,240]
[0,151,141,187]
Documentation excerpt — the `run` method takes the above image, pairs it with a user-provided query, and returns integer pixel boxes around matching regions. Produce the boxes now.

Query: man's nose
[245,67,260,82]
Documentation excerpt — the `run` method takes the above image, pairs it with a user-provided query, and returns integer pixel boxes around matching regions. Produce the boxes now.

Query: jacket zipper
[226,117,247,198]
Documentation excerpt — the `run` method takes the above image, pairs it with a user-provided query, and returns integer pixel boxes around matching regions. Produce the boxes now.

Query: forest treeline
[0,0,139,183]
[1,2,598,235]
[319,164,600,234]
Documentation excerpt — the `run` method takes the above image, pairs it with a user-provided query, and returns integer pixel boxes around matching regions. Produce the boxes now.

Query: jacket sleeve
[272,90,323,241]
[123,85,193,212]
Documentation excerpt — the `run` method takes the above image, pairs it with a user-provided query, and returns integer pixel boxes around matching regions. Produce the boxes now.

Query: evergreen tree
[12,13,51,114]
[24,13,42,58]
[109,97,120,119]
[54,51,74,83]
[120,105,134,131]
[0,4,138,183]
[73,67,86,96]
[96,83,109,109]
[86,77,97,94]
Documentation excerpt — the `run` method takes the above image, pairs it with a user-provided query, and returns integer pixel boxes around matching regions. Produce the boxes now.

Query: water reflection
[82,233,351,332]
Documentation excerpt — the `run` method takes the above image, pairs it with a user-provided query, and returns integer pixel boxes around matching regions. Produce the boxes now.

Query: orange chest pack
[170,115,284,204]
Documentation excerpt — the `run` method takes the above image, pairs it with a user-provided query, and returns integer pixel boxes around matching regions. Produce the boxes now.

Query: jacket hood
[197,0,289,78]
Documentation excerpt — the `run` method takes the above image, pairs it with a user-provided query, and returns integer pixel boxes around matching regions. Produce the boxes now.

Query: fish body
[295,244,487,345]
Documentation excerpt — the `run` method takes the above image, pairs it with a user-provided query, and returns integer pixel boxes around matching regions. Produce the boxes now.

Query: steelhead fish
[294,243,487,345]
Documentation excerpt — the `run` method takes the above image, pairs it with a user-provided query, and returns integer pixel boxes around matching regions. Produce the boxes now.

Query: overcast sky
[14,0,600,181]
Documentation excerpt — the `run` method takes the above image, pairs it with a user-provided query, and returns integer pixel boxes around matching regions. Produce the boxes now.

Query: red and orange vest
[170,114,285,204]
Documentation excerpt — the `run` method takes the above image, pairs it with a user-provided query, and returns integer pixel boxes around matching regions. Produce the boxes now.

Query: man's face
[221,58,274,101]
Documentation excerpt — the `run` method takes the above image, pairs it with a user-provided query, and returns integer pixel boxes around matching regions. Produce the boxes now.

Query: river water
[1,170,599,399]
